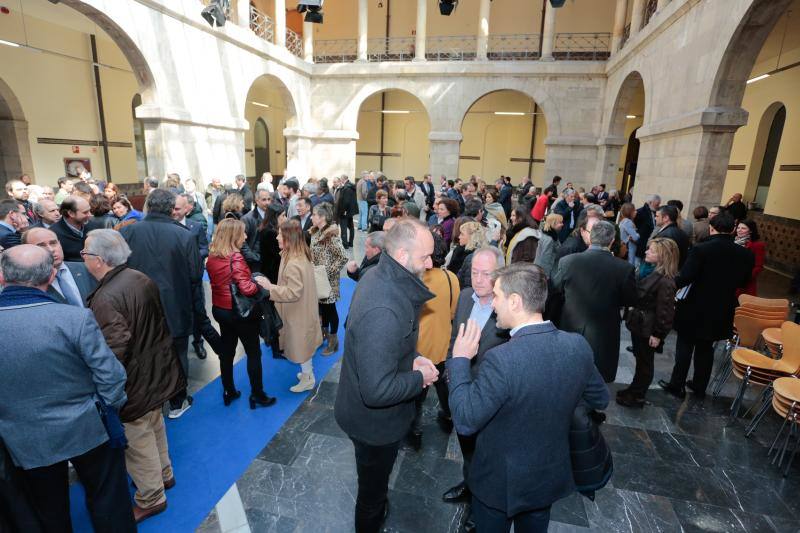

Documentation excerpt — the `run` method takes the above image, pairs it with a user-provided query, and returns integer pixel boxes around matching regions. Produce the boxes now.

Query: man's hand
[452,320,481,360]
[346,260,358,274]
[413,356,439,387]
[649,336,660,348]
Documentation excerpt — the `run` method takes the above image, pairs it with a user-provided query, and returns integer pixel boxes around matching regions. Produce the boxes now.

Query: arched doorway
[459,90,547,186]
[0,77,31,191]
[355,90,430,179]
[608,71,645,196]
[254,118,271,183]
[244,75,297,185]
[132,94,148,178]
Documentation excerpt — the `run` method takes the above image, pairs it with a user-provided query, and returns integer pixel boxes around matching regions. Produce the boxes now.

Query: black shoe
[625,345,633,353]
[249,392,277,409]
[437,410,454,434]
[223,389,241,406]
[616,387,632,398]
[616,394,645,408]
[407,429,422,451]
[658,379,686,399]
[193,341,207,360]
[463,517,476,533]
[686,380,707,399]
[442,482,470,503]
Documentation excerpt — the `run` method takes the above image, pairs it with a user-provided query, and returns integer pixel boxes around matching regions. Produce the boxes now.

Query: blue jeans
[358,200,368,230]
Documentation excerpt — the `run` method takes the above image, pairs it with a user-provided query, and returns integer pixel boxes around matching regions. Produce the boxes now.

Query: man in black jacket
[633,194,661,261]
[234,175,253,215]
[346,231,383,281]
[50,196,91,262]
[651,204,690,267]
[334,218,439,533]
[660,211,754,399]
[335,176,358,249]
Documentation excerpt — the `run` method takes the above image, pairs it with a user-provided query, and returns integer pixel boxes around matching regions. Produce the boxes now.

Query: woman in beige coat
[258,219,322,392]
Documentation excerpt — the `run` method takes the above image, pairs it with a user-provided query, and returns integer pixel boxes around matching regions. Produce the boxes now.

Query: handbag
[314,264,333,300]
[569,403,613,501]
[229,257,262,318]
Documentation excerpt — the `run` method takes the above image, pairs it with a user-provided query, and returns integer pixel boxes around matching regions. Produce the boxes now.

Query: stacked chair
[767,376,800,477]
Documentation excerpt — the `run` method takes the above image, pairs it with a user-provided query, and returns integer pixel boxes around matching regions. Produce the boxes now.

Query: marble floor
[190,230,800,533]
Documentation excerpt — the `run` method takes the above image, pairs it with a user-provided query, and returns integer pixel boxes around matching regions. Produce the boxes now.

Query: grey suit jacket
[0,299,127,469]
[66,261,98,303]
[447,288,509,376]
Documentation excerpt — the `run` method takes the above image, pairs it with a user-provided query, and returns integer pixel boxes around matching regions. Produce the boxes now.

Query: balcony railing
[426,35,477,61]
[314,39,358,63]
[286,27,303,58]
[250,5,274,43]
[488,34,541,61]
[553,33,611,60]
[366,37,415,62]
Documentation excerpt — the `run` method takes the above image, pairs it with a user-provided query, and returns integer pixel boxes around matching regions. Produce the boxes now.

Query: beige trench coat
[269,255,323,363]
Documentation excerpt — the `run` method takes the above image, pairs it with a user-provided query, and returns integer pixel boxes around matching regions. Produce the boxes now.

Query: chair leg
[710,339,734,394]
[730,367,751,420]
[743,384,770,420]
[745,386,774,438]
[776,416,797,468]
[783,423,800,477]
[769,407,794,458]
[713,359,734,399]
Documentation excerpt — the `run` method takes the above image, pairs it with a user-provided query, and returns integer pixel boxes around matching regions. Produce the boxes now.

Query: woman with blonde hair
[533,213,563,278]
[448,221,487,289]
[206,218,276,408]
[258,220,323,392]
[618,237,678,408]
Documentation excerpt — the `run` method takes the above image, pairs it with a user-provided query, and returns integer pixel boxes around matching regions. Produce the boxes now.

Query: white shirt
[51,264,84,308]
[509,320,551,337]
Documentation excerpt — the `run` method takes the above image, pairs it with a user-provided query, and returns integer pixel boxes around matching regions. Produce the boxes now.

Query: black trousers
[212,306,264,395]
[458,432,477,484]
[169,336,190,409]
[21,442,135,533]
[351,438,400,533]
[471,496,551,533]
[319,302,339,333]
[669,332,715,392]
[629,335,655,397]
[412,362,449,432]
[339,216,354,247]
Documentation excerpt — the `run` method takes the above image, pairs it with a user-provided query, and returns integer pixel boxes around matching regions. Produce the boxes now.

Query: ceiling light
[495,112,525,116]
[626,115,637,119]
[381,110,410,114]
[0,39,21,48]
[746,74,770,84]
[251,101,271,109]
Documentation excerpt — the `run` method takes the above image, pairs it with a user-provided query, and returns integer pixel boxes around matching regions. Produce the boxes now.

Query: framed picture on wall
[64,158,92,178]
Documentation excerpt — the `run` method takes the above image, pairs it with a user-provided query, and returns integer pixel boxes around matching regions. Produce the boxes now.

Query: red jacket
[738,240,766,297]
[206,252,259,310]
[531,194,549,222]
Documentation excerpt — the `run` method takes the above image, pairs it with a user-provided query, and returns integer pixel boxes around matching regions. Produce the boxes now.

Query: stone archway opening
[355,90,431,180]
[608,71,645,196]
[0,77,30,192]
[458,89,547,187]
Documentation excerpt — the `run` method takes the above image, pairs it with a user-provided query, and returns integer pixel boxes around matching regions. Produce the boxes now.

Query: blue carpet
[69,278,355,532]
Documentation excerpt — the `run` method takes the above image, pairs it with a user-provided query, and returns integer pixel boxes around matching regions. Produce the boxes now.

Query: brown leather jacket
[625,271,676,340]
[87,266,186,422]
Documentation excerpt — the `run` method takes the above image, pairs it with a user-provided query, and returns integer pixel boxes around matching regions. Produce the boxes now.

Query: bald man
[23,227,96,306]
[50,195,91,262]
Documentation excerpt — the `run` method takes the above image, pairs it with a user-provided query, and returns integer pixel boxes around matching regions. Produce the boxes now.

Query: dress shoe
[616,387,632,398]
[163,477,176,490]
[407,429,422,451]
[132,501,167,523]
[463,517,476,533]
[625,345,634,353]
[442,482,470,503]
[686,380,707,399]
[223,389,241,406]
[249,392,277,409]
[616,394,645,408]
[437,410,454,434]
[658,379,686,399]
[192,341,207,360]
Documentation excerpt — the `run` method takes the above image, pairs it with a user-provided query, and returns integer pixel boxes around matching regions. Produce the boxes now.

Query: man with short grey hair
[346,231,384,281]
[553,220,636,382]
[23,227,96,305]
[32,199,61,228]
[0,244,134,532]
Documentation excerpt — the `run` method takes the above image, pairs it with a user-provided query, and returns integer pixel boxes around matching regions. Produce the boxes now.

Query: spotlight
[549,0,567,7]
[298,0,324,23]
[439,0,457,15]
[201,0,229,28]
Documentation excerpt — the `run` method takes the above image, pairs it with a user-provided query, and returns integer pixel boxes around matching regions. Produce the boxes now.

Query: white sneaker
[290,373,315,393]
[167,398,192,419]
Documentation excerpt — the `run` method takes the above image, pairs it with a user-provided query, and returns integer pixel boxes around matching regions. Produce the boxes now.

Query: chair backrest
[739,294,790,308]
[735,307,788,321]
[734,314,784,348]
[740,304,790,319]
[781,322,800,374]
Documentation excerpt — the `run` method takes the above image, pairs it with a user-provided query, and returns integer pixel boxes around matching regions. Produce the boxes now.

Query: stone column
[428,132,462,179]
[540,1,556,61]
[0,119,34,187]
[414,0,427,62]
[630,0,645,34]
[476,0,491,61]
[594,136,628,189]
[275,0,286,48]
[303,21,314,62]
[357,0,368,62]
[235,0,250,28]
[543,136,600,190]
[611,0,628,53]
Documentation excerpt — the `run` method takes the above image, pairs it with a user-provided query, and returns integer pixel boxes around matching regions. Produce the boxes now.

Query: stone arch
[606,70,646,140]
[745,101,787,204]
[0,77,33,188]
[451,83,557,137]
[242,73,300,130]
[342,85,436,133]
[708,0,793,109]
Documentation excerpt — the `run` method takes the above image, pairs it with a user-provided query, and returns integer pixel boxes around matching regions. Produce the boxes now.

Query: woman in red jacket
[207,219,276,409]
[735,219,766,296]
[530,189,552,223]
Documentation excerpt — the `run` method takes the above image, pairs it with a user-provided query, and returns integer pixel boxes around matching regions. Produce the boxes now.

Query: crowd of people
[0,168,774,532]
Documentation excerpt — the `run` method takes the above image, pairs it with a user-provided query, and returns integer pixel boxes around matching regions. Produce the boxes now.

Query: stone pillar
[594,136,628,189]
[414,0,427,62]
[476,0,491,61]
[428,131,462,180]
[235,0,250,28]
[303,21,314,62]
[540,2,556,61]
[611,0,628,53]
[275,0,286,48]
[357,0,368,62]
[0,118,34,188]
[543,136,600,190]
[630,0,645,34]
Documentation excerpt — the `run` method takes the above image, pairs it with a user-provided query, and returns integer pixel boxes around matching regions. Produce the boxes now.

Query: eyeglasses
[79,250,99,258]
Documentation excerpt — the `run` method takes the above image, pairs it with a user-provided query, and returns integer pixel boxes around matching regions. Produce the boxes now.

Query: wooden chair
[739,294,791,309]
[768,376,800,476]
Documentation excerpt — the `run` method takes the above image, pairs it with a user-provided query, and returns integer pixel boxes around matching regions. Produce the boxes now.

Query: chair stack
[710,295,790,398]
[768,376,800,477]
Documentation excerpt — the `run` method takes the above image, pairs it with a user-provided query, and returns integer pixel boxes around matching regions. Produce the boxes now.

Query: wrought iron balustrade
[426,35,477,61]
[553,32,611,60]
[487,34,541,61]
[286,27,303,58]
[249,5,275,43]
[366,37,415,62]
[313,39,358,63]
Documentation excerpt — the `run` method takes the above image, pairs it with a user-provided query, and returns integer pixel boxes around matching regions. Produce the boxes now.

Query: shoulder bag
[314,264,333,300]
[229,256,262,318]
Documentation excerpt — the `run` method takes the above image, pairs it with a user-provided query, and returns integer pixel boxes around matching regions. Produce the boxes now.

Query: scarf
[734,235,750,247]
[0,285,58,307]
[637,262,656,280]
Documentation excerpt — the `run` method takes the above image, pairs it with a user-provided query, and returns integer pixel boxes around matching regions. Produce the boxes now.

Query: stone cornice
[135,105,250,131]
[428,132,464,142]
[283,129,360,141]
[636,106,749,140]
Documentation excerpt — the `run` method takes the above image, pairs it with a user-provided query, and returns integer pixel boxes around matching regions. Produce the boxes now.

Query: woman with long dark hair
[504,206,540,265]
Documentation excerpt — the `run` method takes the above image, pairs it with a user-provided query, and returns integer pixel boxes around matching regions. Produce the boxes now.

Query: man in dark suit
[441,248,509,521]
[0,199,24,249]
[553,221,636,382]
[335,176,358,249]
[241,189,271,270]
[292,197,313,244]
[50,196,91,262]
[633,194,661,261]
[650,204,690,266]
[22,227,97,306]
[346,231,384,282]
[420,174,436,214]
[448,263,609,532]
[235,174,253,214]
[496,178,513,219]
[660,211,754,398]
[121,189,203,419]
